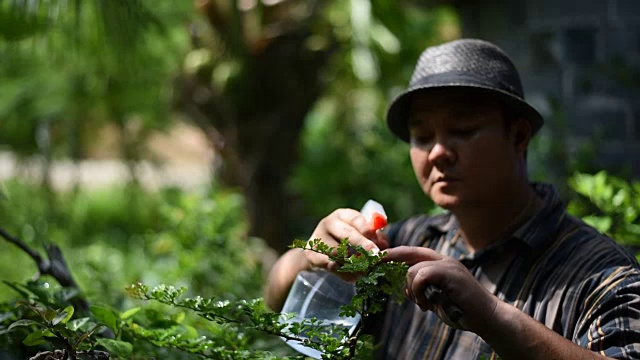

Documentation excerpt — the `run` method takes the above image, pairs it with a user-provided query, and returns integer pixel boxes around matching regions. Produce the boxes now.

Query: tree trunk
[174,3,333,253]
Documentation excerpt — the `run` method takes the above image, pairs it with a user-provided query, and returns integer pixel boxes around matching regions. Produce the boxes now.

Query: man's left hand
[382,246,498,333]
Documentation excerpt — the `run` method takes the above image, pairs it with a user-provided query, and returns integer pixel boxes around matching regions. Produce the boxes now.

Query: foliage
[0,179,273,358]
[171,0,461,250]
[0,0,461,251]
[0,280,122,359]
[0,0,192,166]
[125,283,294,359]
[293,239,408,318]
[0,180,266,305]
[567,171,640,250]
[2,237,408,359]
[121,238,407,359]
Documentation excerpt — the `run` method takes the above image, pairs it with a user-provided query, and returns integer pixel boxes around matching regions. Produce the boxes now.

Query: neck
[454,183,543,252]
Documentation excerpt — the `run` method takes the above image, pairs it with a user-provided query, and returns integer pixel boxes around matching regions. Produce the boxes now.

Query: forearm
[480,301,612,360]
[264,248,310,311]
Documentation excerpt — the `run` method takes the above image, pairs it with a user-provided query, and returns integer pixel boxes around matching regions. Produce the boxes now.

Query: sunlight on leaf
[97,338,133,356]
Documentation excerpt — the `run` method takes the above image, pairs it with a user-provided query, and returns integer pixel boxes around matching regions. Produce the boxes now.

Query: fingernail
[370,247,380,255]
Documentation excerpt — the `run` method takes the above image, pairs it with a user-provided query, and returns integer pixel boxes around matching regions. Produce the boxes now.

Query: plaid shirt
[367,183,640,359]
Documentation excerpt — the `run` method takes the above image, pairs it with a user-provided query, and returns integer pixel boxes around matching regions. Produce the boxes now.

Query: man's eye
[410,135,434,148]
[453,128,477,137]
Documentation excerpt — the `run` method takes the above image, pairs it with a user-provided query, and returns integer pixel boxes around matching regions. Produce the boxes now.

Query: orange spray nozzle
[361,200,387,231]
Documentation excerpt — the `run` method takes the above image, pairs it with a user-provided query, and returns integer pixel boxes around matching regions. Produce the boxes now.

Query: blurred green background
[1,1,639,356]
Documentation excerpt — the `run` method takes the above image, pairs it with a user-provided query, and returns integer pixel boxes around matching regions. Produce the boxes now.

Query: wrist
[476,300,541,358]
[472,299,515,344]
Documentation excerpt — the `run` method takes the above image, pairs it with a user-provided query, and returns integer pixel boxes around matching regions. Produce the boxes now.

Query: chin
[429,191,461,210]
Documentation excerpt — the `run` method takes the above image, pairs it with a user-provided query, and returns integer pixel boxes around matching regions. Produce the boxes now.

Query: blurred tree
[176,0,459,252]
[0,0,192,186]
[0,0,459,253]
[174,0,333,253]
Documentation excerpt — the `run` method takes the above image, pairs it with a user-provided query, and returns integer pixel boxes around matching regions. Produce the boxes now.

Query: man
[264,39,640,359]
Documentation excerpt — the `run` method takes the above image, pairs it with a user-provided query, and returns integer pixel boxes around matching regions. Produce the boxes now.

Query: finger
[322,209,379,252]
[336,208,380,242]
[403,280,435,312]
[406,263,447,311]
[304,248,333,269]
[382,246,444,265]
[308,210,356,248]
[304,208,376,270]
[409,265,436,309]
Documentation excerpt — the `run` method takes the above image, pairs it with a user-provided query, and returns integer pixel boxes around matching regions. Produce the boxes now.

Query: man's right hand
[304,208,390,274]
[264,208,389,311]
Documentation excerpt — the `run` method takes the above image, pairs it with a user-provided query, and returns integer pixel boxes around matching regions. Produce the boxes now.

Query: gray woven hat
[386,39,544,142]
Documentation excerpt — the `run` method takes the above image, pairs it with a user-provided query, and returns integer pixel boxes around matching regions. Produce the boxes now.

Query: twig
[0,227,44,265]
[0,226,90,313]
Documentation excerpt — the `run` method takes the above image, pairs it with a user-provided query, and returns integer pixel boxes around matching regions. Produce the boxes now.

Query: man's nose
[428,141,456,168]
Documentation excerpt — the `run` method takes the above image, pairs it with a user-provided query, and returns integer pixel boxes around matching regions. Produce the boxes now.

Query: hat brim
[386,84,544,143]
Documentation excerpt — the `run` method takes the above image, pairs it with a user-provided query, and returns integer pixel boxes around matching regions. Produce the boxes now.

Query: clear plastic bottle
[280,200,387,358]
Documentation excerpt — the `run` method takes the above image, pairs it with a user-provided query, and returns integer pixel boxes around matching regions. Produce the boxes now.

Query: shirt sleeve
[574,266,640,359]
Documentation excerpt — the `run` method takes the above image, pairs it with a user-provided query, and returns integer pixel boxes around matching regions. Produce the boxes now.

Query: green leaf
[23,331,46,346]
[625,223,640,236]
[171,311,186,324]
[52,306,74,326]
[43,309,57,322]
[624,206,638,224]
[290,239,307,249]
[612,188,628,207]
[23,329,55,346]
[582,215,613,234]
[2,281,33,299]
[91,305,118,331]
[96,338,133,356]
[67,317,90,332]
[120,307,141,320]
[75,324,105,346]
[62,306,74,324]
[8,319,41,331]
[23,282,54,304]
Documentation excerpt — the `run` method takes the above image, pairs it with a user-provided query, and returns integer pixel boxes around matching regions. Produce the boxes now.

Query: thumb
[382,246,443,265]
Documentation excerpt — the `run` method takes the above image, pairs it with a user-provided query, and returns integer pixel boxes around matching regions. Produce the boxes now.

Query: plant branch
[53,329,76,359]
[143,294,311,344]
[0,226,44,265]
[0,226,90,313]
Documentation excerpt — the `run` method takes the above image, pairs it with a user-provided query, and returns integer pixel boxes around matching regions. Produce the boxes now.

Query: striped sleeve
[575,266,640,359]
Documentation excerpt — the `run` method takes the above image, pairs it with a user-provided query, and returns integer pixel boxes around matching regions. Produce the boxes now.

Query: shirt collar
[510,182,566,251]
[436,182,566,260]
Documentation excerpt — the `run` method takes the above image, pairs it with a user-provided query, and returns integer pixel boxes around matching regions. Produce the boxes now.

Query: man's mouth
[434,176,461,183]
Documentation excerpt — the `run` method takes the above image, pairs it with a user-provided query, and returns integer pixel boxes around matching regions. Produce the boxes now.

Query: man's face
[408,89,524,211]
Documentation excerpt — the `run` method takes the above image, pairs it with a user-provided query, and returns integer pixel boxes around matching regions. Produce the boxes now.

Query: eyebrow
[408,108,484,127]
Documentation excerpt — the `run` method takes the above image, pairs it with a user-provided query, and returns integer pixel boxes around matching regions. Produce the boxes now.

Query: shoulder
[556,213,638,268]
[533,212,639,290]
[536,212,640,310]
[384,212,453,247]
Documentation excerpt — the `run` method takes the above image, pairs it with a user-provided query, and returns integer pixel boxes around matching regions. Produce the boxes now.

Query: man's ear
[512,117,532,154]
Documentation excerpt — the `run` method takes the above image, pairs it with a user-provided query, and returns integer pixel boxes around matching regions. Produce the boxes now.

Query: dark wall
[454,0,640,178]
